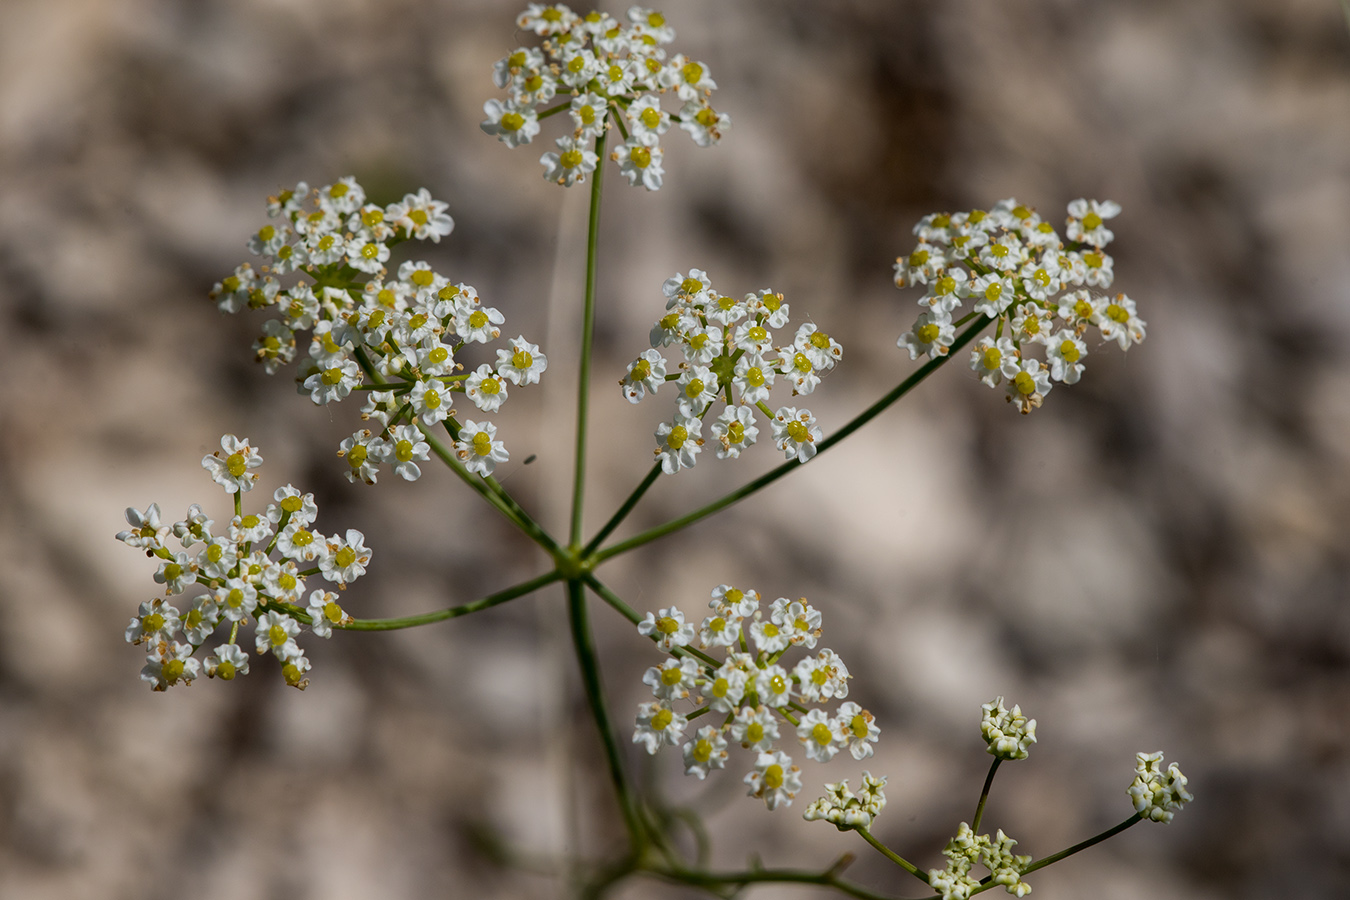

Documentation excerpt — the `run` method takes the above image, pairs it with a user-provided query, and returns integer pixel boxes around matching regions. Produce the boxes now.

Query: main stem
[971,758,1001,834]
[566,579,645,849]
[570,130,608,547]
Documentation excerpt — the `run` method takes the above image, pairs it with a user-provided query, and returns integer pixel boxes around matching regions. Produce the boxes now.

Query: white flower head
[682,725,729,780]
[981,696,1037,760]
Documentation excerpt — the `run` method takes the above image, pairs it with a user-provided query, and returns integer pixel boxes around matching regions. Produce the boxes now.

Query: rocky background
[2,0,1349,897]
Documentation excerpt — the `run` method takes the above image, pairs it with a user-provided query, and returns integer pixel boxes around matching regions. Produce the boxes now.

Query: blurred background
[2,0,1349,897]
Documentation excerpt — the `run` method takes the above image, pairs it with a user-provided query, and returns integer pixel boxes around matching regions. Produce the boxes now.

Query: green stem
[566,579,645,848]
[570,129,608,547]
[582,574,721,669]
[1019,814,1142,877]
[971,757,1001,834]
[582,463,661,556]
[856,828,929,884]
[335,570,563,631]
[352,347,560,554]
[593,315,992,564]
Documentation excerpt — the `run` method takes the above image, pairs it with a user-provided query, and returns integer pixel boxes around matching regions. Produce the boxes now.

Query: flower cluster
[981,696,1037,761]
[482,4,728,190]
[927,823,1033,900]
[1127,751,1193,823]
[118,435,371,691]
[632,585,876,811]
[624,269,843,473]
[208,178,546,482]
[802,774,887,830]
[894,198,1145,413]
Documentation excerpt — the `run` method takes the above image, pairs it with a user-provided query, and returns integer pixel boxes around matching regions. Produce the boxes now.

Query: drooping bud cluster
[208,178,545,483]
[927,823,1034,900]
[625,269,842,473]
[981,696,1038,760]
[1127,751,1193,823]
[894,198,1144,413]
[482,4,729,190]
[632,585,877,811]
[118,435,371,691]
[802,774,888,830]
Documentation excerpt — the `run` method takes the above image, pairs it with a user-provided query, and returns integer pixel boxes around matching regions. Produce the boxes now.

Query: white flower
[304,358,362,405]
[202,434,263,494]
[465,364,509,413]
[569,92,609,141]
[540,135,599,186]
[754,664,794,708]
[730,704,780,750]
[338,430,381,485]
[153,552,196,595]
[613,136,664,191]
[214,577,259,623]
[643,656,701,702]
[267,485,317,527]
[620,349,667,403]
[968,272,1016,318]
[480,98,540,147]
[1098,293,1146,350]
[655,413,702,474]
[770,407,821,464]
[710,404,759,459]
[1046,330,1088,384]
[770,597,821,648]
[833,702,880,760]
[796,709,840,763]
[682,726,729,780]
[633,700,687,754]
[678,100,729,147]
[381,424,430,481]
[455,419,509,477]
[306,589,350,638]
[320,529,373,584]
[981,697,1037,760]
[899,310,956,360]
[638,607,697,651]
[496,336,547,385]
[1065,198,1121,248]
[117,504,169,551]
[702,661,750,713]
[125,599,180,646]
[970,336,1021,388]
[793,649,851,703]
[204,643,250,681]
[409,379,453,426]
[1006,358,1052,415]
[276,521,327,564]
[141,641,201,691]
[732,354,775,405]
[1128,752,1193,823]
[744,750,801,810]
[675,365,719,415]
[255,609,302,661]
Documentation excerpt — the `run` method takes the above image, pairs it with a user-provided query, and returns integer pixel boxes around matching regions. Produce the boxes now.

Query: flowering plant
[116,5,1189,897]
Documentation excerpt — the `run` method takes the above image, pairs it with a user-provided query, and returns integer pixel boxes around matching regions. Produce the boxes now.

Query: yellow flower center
[657,616,680,635]
[142,613,165,634]
[746,722,764,743]
[578,105,595,125]
[640,107,661,128]
[630,146,652,169]
[1059,339,1081,363]
[1107,303,1129,323]
[786,422,810,443]
[472,432,493,456]
[763,764,784,789]
[325,601,344,624]
[512,350,534,370]
[692,739,712,762]
[851,714,870,738]
[269,624,287,647]
[811,723,832,745]
[322,367,344,386]
[347,445,367,467]
[216,660,236,681]
[916,323,940,344]
[335,546,356,568]
[1082,212,1103,231]
[500,112,524,132]
[661,667,684,686]
[981,347,1001,370]
[1014,371,1036,395]
[395,439,414,462]
[727,421,744,443]
[651,708,673,730]
[226,452,248,477]
[480,378,501,396]
[682,61,704,84]
[560,148,584,169]
[666,426,688,449]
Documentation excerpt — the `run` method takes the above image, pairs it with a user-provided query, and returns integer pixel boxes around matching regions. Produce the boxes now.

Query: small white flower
[320,529,373,584]
[682,725,729,780]
[633,700,687,754]
[981,697,1037,760]
[204,643,250,681]
[202,434,263,494]
[770,407,821,464]
[480,98,540,147]
[744,750,801,811]
[496,336,547,385]
[730,704,780,751]
[638,607,697,651]
[642,656,701,702]
[833,701,880,760]
[454,419,509,477]
[1128,752,1193,823]
[655,413,702,474]
[754,664,794,708]
[796,709,840,763]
